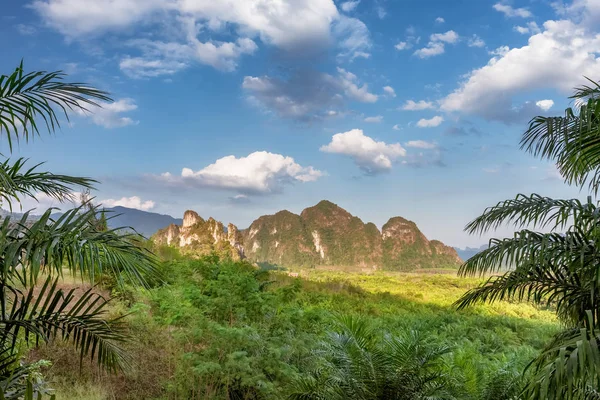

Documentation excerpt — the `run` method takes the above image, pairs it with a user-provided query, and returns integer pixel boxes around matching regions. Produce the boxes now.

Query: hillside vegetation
[154,200,462,271]
[37,252,558,399]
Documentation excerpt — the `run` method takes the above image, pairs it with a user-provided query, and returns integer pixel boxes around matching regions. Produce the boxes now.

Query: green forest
[2,62,600,399]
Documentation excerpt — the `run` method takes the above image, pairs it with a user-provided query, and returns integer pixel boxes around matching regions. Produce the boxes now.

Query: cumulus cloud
[440,19,600,123]
[416,115,444,128]
[320,129,406,174]
[14,192,77,213]
[536,99,554,111]
[514,21,541,35]
[405,140,438,149]
[435,17,445,23]
[364,115,383,123]
[414,42,446,58]
[468,34,485,48]
[229,194,251,204]
[493,3,533,18]
[430,30,459,43]
[153,151,322,195]
[392,124,401,131]
[242,68,377,120]
[401,100,435,111]
[395,41,411,50]
[383,86,396,97]
[76,98,138,128]
[414,30,458,58]
[100,196,155,211]
[32,0,371,74]
[341,0,360,12]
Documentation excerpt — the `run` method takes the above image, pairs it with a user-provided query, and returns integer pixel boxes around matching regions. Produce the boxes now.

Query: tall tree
[0,62,160,398]
[456,79,600,399]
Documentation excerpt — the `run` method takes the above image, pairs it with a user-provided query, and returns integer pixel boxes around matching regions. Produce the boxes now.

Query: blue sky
[1,0,597,247]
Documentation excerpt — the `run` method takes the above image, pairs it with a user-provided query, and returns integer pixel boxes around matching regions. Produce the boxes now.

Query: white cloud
[401,100,435,111]
[416,115,444,128]
[364,115,383,123]
[514,21,541,35]
[333,15,372,60]
[154,151,322,194]
[376,5,386,19]
[435,17,445,24]
[242,67,377,120]
[320,129,406,174]
[395,41,411,50]
[33,0,370,73]
[337,67,378,102]
[414,31,459,59]
[405,140,438,149]
[100,196,155,211]
[392,124,401,131]
[341,0,360,12]
[440,19,600,123]
[15,192,77,213]
[493,3,533,18]
[414,42,445,58]
[536,99,554,111]
[119,56,188,78]
[76,98,138,128]
[430,30,459,43]
[383,86,396,97]
[468,34,485,48]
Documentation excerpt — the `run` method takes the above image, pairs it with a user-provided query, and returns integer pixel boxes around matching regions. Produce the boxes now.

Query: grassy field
[33,258,559,399]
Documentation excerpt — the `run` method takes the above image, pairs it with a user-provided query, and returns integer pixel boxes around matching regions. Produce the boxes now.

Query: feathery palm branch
[0,61,111,151]
[0,207,161,288]
[521,78,600,193]
[457,78,600,399]
[0,158,95,211]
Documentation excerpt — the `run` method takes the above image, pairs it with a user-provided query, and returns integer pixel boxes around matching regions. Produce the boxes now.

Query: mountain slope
[154,200,462,271]
[0,206,182,238]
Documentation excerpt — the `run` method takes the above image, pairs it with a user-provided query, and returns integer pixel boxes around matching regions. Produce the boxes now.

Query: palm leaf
[0,61,111,152]
[0,158,95,211]
[0,206,162,288]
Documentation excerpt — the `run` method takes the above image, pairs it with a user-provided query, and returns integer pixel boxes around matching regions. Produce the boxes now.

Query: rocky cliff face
[299,200,382,268]
[153,211,243,260]
[152,200,462,270]
[382,217,461,270]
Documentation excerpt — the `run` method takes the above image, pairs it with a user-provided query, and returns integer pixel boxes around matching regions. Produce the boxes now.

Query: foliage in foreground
[43,253,557,399]
[456,79,600,399]
[0,61,160,398]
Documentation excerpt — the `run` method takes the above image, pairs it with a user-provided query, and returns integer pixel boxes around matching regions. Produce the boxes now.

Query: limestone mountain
[152,200,462,270]
[381,217,461,269]
[153,210,243,260]
[298,200,382,267]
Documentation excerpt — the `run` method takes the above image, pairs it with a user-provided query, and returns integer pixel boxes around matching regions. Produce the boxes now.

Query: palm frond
[465,194,596,235]
[521,80,600,194]
[526,314,600,400]
[0,206,162,288]
[0,277,130,373]
[0,158,95,211]
[0,61,111,151]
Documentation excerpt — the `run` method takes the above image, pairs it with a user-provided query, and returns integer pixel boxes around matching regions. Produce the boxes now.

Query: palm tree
[455,79,600,399]
[288,315,457,400]
[0,62,160,398]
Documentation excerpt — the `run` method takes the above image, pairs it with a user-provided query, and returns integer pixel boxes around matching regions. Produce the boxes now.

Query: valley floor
[33,257,558,399]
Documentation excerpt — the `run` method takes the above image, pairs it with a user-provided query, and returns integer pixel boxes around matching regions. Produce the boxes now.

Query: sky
[1,0,598,248]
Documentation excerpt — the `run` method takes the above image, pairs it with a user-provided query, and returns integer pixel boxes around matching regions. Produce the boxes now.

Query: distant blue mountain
[103,206,182,237]
[453,244,488,261]
[1,206,182,238]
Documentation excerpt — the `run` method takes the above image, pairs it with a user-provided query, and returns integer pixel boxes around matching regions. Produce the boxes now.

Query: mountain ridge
[153,200,462,271]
